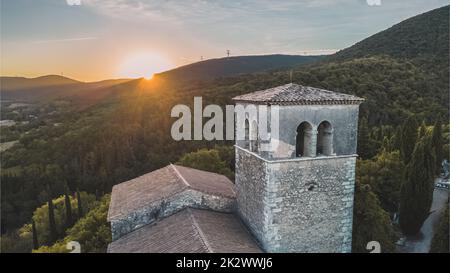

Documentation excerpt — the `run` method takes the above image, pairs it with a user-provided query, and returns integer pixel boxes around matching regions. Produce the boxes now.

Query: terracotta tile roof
[232,83,364,105]
[108,164,235,221]
[108,208,262,253]
[174,165,235,198]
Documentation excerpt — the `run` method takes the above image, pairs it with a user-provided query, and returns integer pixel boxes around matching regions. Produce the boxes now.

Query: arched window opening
[244,119,250,149]
[296,122,313,157]
[317,121,333,156]
[251,120,258,152]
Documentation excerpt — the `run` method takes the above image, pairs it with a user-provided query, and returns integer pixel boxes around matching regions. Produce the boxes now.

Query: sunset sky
[1,0,448,81]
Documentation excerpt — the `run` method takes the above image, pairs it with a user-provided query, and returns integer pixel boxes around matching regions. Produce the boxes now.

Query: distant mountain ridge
[1,75,81,91]
[0,75,134,103]
[0,54,323,102]
[154,54,323,82]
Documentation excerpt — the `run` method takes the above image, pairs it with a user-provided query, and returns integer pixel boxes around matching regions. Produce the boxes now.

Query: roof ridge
[174,164,228,176]
[232,83,364,105]
[187,208,214,253]
[171,164,236,199]
[170,164,191,188]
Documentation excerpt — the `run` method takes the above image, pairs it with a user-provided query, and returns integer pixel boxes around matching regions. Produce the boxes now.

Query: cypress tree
[76,190,83,218]
[400,115,419,165]
[64,192,73,228]
[31,219,39,250]
[352,181,397,253]
[376,126,383,142]
[381,136,392,152]
[358,116,371,159]
[418,121,427,139]
[392,125,402,151]
[48,197,58,242]
[431,119,443,174]
[399,137,436,235]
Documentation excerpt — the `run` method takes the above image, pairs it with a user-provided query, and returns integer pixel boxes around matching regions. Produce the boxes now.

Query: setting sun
[118,52,172,79]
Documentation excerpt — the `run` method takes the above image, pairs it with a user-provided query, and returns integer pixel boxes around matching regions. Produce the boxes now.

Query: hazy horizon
[0,53,325,83]
[1,0,448,81]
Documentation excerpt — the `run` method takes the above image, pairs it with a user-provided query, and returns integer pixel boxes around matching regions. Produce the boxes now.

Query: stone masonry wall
[110,190,235,241]
[236,147,356,253]
[235,147,270,249]
[268,156,356,252]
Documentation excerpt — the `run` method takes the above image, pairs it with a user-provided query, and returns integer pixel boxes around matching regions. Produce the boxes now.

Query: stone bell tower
[232,83,364,253]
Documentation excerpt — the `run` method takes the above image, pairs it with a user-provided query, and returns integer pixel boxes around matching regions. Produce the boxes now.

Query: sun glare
[119,52,172,79]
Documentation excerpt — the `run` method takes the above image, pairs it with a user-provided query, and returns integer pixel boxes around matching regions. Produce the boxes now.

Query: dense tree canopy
[357,151,405,214]
[352,181,398,253]
[34,195,111,253]
[177,146,234,180]
[1,192,97,252]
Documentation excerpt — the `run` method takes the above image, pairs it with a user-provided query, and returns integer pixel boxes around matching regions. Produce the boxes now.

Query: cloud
[31,37,98,44]
[82,0,183,22]
[82,0,357,23]
[77,0,449,57]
